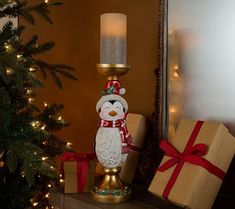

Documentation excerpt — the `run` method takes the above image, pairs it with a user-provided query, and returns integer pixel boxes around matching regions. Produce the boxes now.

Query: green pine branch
[35,60,77,89]
[19,0,63,25]
[0,1,63,25]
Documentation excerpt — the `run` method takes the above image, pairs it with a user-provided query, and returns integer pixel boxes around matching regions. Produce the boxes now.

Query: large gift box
[60,152,96,193]
[148,119,235,209]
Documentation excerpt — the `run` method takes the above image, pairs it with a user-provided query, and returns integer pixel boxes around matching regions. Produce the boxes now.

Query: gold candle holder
[91,63,131,204]
[96,64,130,80]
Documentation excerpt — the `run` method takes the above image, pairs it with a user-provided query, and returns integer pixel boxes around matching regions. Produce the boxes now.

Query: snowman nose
[109,111,118,116]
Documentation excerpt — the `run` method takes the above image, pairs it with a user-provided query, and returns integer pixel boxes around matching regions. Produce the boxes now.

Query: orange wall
[22,0,158,152]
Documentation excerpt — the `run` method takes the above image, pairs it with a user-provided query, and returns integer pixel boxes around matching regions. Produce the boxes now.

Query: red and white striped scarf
[99,119,141,153]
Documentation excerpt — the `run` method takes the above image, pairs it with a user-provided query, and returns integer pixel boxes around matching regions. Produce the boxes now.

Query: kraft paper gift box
[60,152,96,193]
[148,119,235,209]
[96,113,147,184]
[120,113,147,184]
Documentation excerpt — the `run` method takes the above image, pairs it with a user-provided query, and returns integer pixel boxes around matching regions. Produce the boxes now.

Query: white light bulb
[42,157,48,161]
[66,142,72,146]
[33,202,38,206]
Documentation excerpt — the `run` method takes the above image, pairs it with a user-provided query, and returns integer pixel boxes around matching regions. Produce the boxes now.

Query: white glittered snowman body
[95,100,127,168]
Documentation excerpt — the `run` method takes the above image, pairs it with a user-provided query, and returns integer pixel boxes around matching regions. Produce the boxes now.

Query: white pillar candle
[100,13,127,64]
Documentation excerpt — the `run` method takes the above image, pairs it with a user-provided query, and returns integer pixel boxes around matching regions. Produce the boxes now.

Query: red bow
[158,140,225,179]
[157,121,225,201]
[60,152,95,192]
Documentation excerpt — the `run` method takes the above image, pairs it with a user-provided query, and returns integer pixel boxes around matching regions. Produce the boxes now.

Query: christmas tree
[0,1,77,208]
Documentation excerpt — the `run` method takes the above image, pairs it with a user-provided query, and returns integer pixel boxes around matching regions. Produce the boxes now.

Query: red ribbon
[157,121,225,201]
[60,152,95,192]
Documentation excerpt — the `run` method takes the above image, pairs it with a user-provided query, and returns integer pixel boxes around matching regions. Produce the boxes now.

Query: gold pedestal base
[91,167,131,204]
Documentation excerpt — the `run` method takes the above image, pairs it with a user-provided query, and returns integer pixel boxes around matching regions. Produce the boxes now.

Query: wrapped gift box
[148,119,235,209]
[61,152,96,193]
[120,113,147,184]
[95,113,147,184]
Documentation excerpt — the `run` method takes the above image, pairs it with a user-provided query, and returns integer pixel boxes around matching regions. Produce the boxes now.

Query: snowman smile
[108,110,118,116]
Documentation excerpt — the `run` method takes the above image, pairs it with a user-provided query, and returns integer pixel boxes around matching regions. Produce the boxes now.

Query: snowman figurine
[95,80,132,168]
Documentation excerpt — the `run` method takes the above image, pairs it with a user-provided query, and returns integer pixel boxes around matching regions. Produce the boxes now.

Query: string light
[43,141,47,145]
[16,54,22,59]
[66,142,72,146]
[48,184,52,188]
[58,116,62,120]
[60,179,64,183]
[173,71,179,78]
[31,120,40,128]
[6,68,14,75]
[170,107,177,113]
[4,44,10,50]
[33,202,38,207]
[44,102,48,107]
[169,30,174,35]
[26,89,33,95]
[45,0,49,3]
[42,157,48,161]
[4,43,12,51]
[41,125,46,130]
[173,64,179,70]
[28,97,34,103]
[59,174,63,178]
[29,67,36,72]
[45,193,50,198]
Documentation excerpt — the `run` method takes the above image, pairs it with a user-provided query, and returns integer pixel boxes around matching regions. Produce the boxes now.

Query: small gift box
[148,119,235,209]
[60,152,96,193]
[120,113,147,184]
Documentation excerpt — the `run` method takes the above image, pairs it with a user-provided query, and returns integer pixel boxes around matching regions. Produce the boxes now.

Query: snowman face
[99,101,125,121]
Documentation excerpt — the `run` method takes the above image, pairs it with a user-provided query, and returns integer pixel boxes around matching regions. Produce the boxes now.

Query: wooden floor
[50,185,235,209]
